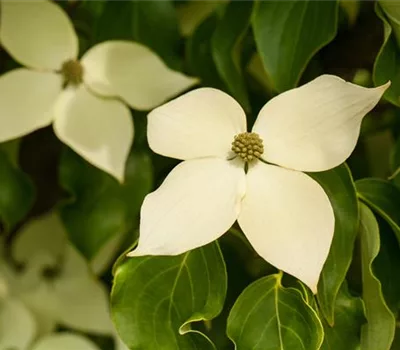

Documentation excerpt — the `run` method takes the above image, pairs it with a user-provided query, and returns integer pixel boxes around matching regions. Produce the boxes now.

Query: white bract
[129,75,389,293]
[0,0,197,182]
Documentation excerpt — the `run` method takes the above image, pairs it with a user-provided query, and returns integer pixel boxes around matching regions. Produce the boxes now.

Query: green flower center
[231,132,264,162]
[61,59,83,86]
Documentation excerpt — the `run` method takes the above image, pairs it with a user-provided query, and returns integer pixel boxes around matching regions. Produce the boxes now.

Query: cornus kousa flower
[129,75,389,292]
[0,0,196,181]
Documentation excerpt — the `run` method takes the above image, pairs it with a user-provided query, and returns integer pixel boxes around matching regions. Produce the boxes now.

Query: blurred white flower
[0,212,128,350]
[129,75,389,293]
[0,0,197,182]
[0,271,37,350]
[31,333,101,350]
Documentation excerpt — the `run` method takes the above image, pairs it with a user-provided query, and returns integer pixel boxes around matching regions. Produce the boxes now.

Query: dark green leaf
[359,203,395,350]
[59,148,153,259]
[187,15,225,89]
[227,273,323,350]
[320,282,365,350]
[0,150,35,231]
[389,136,400,186]
[111,242,226,350]
[309,164,358,325]
[373,3,400,107]
[252,0,338,92]
[356,178,400,245]
[95,0,180,68]
[211,1,252,112]
[374,219,400,315]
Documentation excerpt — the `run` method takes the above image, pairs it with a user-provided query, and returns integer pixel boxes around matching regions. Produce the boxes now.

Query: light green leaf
[359,202,396,350]
[211,1,252,112]
[356,178,400,245]
[95,0,181,67]
[59,148,153,259]
[320,282,365,350]
[252,0,338,92]
[0,150,35,231]
[373,3,400,107]
[227,273,324,350]
[309,164,358,325]
[111,242,226,350]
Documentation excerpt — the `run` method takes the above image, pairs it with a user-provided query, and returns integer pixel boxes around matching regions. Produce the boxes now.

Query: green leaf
[186,15,225,89]
[252,0,338,92]
[211,1,252,112]
[373,3,400,106]
[308,164,358,325]
[320,282,365,350]
[374,219,400,315]
[0,150,35,231]
[356,178,400,245]
[379,1,400,44]
[95,0,181,67]
[359,202,396,350]
[59,148,153,259]
[227,273,324,350]
[389,136,400,185]
[111,242,226,350]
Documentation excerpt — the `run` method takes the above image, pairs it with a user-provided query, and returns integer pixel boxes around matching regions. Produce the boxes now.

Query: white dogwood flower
[0,0,197,181]
[129,75,389,292]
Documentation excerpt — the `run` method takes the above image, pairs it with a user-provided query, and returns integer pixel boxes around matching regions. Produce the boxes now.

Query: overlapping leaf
[359,203,395,350]
[211,1,252,112]
[252,0,338,92]
[111,242,226,350]
[373,2,400,106]
[356,178,400,245]
[227,274,324,349]
[309,164,359,325]
[320,282,365,350]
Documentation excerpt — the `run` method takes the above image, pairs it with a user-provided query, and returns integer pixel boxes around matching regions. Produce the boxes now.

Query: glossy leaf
[211,1,252,112]
[111,242,226,350]
[320,282,365,350]
[309,164,358,325]
[95,0,180,67]
[227,274,324,350]
[373,3,400,107]
[359,203,396,350]
[59,148,153,259]
[0,150,35,231]
[252,0,338,92]
[356,178,400,245]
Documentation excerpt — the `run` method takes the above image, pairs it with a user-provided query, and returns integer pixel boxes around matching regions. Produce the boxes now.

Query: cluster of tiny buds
[231,132,264,162]
[61,59,84,86]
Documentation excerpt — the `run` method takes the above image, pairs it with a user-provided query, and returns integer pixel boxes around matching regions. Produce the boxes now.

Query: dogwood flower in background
[0,0,197,181]
[129,75,389,293]
[0,212,128,350]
